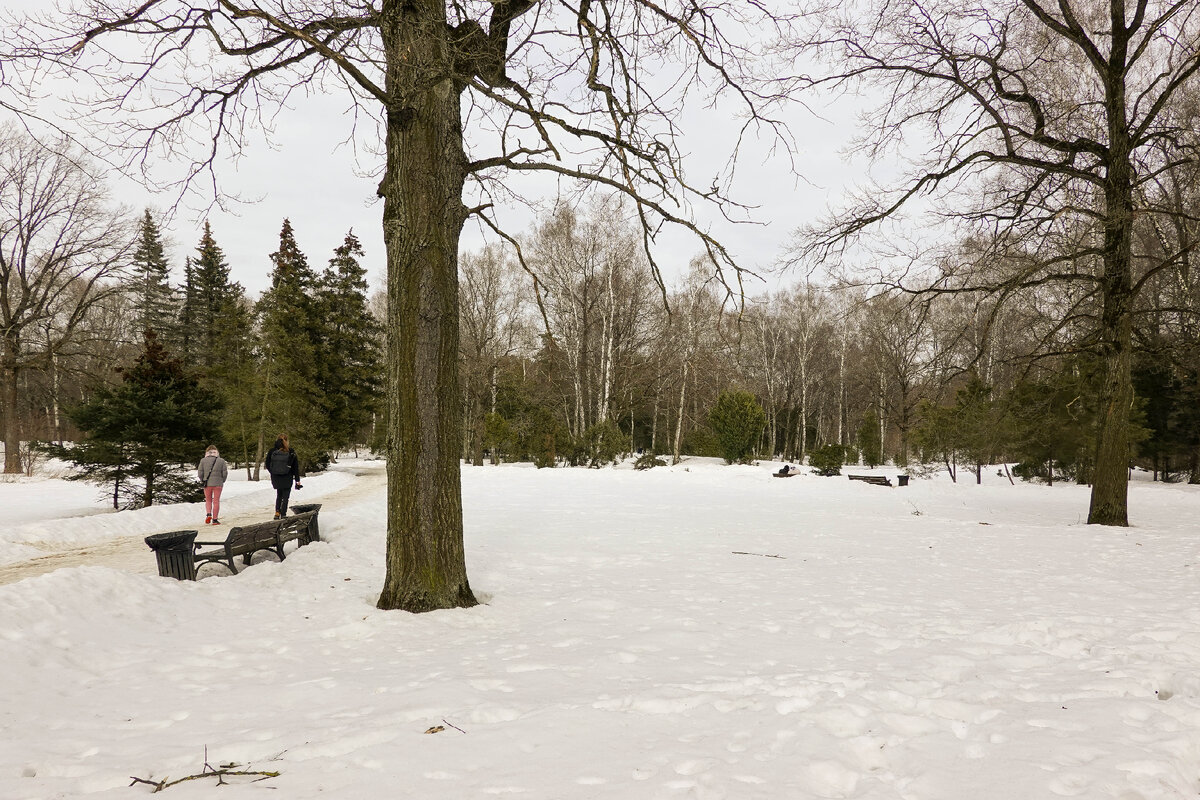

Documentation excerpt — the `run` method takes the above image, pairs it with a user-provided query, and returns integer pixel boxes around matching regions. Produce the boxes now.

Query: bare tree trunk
[253,349,271,482]
[49,349,62,445]
[799,357,808,462]
[377,0,476,611]
[651,394,659,452]
[2,350,20,474]
[837,319,847,445]
[597,269,615,424]
[673,360,689,465]
[471,393,484,467]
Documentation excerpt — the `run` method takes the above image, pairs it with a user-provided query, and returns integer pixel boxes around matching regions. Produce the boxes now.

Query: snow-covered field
[1,458,1199,799]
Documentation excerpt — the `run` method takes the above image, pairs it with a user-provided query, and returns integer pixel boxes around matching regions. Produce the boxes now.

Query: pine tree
[315,231,383,452]
[207,286,261,476]
[256,218,327,469]
[172,222,259,472]
[178,256,196,360]
[182,221,237,368]
[130,209,177,340]
[47,329,221,509]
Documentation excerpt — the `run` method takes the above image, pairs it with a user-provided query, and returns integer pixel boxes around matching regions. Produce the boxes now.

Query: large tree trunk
[2,346,20,474]
[1088,68,1135,527]
[376,0,477,612]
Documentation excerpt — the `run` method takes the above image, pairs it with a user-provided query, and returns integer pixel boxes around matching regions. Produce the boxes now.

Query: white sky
[0,1,863,298]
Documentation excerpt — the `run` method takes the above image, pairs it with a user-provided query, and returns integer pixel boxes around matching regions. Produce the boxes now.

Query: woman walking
[264,433,302,519]
[197,445,229,525]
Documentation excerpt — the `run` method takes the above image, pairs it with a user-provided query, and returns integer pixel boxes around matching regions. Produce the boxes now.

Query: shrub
[808,444,845,476]
[581,419,625,467]
[634,452,667,470]
[708,390,767,464]
[856,411,883,468]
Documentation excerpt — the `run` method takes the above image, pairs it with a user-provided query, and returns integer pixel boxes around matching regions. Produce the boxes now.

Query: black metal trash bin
[144,530,198,580]
[896,475,910,487]
[289,503,323,543]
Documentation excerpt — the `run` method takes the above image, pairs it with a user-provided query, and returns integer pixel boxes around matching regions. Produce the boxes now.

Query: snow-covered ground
[1,458,1199,799]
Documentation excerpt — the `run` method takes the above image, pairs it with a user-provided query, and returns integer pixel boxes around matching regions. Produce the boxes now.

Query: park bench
[145,504,322,580]
[847,474,893,487]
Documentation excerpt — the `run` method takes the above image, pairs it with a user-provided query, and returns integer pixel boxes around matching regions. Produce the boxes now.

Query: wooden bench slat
[190,509,321,576]
[847,474,893,487]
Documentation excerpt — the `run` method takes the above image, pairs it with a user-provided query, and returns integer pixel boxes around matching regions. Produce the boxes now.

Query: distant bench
[145,503,322,580]
[847,474,893,487]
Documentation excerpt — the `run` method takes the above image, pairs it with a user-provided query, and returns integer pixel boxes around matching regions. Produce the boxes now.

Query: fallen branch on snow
[129,748,280,792]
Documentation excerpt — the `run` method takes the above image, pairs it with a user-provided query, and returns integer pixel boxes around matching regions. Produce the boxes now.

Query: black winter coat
[265,447,300,482]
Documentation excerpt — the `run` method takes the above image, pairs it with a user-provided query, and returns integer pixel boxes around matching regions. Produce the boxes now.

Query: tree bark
[673,360,689,465]
[376,0,476,612]
[1,331,21,474]
[1088,51,1135,527]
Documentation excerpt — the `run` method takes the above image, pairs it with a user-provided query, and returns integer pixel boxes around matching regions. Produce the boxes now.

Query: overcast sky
[0,1,860,299]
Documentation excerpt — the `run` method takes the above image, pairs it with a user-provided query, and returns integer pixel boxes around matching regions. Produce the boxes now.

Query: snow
[2,457,1199,799]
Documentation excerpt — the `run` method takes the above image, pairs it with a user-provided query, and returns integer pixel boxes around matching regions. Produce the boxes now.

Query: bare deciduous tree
[789,0,1200,525]
[0,124,132,473]
[459,243,530,465]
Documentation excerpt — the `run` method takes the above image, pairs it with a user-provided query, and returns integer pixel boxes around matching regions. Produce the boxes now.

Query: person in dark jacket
[264,433,302,519]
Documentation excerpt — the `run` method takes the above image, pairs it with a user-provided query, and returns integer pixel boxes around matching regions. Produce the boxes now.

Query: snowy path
[0,461,386,586]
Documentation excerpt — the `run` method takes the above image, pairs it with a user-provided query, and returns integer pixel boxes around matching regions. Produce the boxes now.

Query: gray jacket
[197,455,229,487]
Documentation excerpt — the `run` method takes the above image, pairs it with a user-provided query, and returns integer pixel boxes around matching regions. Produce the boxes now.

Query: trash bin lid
[144,530,198,549]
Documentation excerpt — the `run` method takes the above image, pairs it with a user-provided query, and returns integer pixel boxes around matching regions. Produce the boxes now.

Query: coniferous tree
[208,286,260,476]
[708,389,767,465]
[857,410,884,468]
[177,255,196,360]
[174,222,255,469]
[256,218,327,469]
[46,329,220,509]
[315,231,383,452]
[190,221,236,369]
[129,209,176,340]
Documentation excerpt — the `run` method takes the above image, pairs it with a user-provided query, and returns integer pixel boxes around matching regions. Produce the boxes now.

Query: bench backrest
[225,521,288,553]
[275,512,316,543]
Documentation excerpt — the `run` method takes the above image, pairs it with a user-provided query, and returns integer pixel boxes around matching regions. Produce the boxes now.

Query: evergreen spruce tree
[47,329,220,509]
[207,286,261,476]
[191,221,236,369]
[256,218,328,469]
[178,255,197,361]
[173,222,259,472]
[315,231,383,452]
[130,209,177,340]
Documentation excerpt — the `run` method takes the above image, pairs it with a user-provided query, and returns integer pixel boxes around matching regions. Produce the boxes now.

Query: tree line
[459,202,1200,487]
[5,133,1198,510]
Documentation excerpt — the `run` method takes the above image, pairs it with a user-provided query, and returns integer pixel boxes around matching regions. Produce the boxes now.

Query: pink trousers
[204,486,223,520]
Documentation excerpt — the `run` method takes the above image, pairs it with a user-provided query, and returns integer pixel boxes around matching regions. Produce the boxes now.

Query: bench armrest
[192,540,226,547]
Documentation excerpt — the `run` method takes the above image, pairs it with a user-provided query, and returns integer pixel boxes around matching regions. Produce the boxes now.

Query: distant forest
[4,140,1195,486]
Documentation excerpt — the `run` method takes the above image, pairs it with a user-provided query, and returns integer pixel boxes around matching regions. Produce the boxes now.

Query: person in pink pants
[197,445,230,524]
